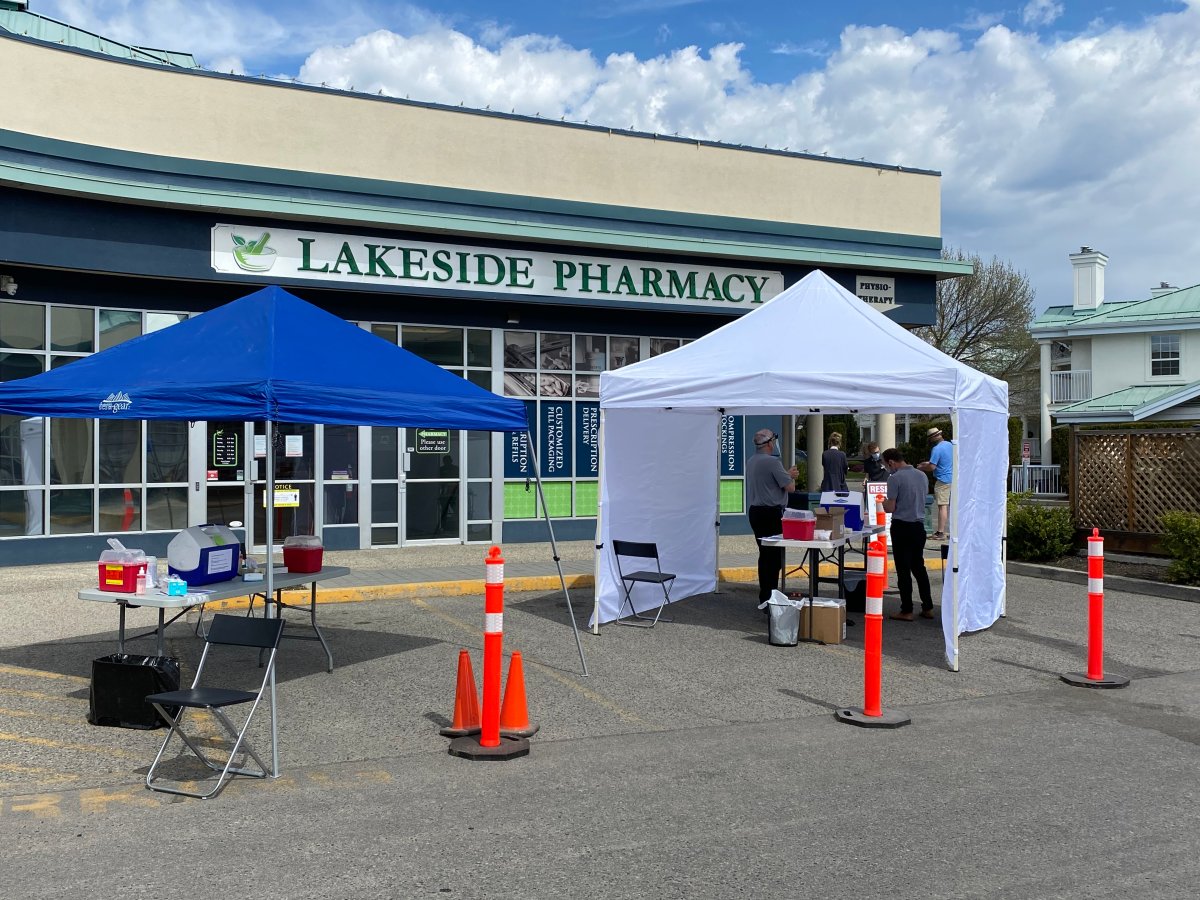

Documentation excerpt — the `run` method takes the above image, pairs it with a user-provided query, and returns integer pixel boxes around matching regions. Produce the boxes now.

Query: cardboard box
[798,599,846,644]
[813,507,846,539]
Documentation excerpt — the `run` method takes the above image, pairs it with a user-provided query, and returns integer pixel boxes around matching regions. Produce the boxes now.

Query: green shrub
[1051,425,1071,493]
[1008,417,1023,466]
[1159,510,1200,585]
[1007,493,1076,561]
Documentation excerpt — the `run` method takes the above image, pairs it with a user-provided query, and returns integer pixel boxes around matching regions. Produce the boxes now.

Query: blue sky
[34,1,1200,309]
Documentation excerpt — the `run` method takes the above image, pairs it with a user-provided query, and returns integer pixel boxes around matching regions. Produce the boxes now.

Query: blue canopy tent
[0,286,588,768]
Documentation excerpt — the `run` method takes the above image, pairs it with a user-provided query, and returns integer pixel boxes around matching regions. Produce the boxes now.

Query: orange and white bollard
[480,546,504,747]
[447,546,532,759]
[835,541,910,728]
[1061,528,1129,689]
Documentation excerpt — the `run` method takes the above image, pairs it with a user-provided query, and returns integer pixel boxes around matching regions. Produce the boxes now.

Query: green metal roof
[1055,379,1200,422]
[1032,287,1200,333]
[0,6,198,68]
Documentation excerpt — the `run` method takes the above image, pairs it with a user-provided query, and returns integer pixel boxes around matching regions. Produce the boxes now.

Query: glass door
[404,427,461,542]
[201,420,249,533]
[251,422,317,552]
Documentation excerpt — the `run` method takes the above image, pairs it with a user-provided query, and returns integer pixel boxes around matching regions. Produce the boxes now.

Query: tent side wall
[594,408,719,624]
[949,407,1009,653]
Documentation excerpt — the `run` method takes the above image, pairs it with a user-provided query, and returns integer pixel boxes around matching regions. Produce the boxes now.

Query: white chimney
[1069,246,1107,311]
[1150,281,1177,298]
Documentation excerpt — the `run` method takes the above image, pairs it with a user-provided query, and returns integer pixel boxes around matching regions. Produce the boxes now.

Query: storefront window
[0,352,43,382]
[0,301,44,350]
[467,329,491,367]
[403,325,463,366]
[99,487,141,532]
[51,306,93,352]
[49,419,93,484]
[48,488,93,534]
[146,312,186,334]
[98,419,141,484]
[147,421,188,483]
[98,309,141,350]
[146,486,187,531]
[324,484,358,525]
[0,489,41,537]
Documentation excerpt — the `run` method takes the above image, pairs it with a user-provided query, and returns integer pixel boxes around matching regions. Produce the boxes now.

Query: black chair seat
[147,687,257,709]
[624,570,674,584]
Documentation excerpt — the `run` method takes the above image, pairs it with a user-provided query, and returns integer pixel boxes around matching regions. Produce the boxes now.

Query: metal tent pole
[265,420,280,774]
[524,429,588,676]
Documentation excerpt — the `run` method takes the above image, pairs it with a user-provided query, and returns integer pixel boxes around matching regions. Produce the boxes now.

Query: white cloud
[33,0,1200,305]
[1022,0,1065,28]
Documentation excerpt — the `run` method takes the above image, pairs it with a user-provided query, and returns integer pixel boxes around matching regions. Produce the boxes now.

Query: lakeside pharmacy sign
[212,224,783,311]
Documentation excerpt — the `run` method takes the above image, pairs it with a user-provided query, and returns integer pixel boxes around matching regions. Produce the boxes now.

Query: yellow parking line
[0,706,81,725]
[0,731,145,760]
[0,686,81,704]
[0,664,89,684]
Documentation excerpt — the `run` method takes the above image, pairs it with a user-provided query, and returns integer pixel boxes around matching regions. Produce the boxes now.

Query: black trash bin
[88,654,180,729]
[842,572,867,614]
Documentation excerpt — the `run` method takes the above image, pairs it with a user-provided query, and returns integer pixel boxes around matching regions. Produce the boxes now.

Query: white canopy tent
[593,270,1009,670]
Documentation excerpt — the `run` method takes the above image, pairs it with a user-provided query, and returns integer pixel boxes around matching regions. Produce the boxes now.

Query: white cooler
[167,524,241,586]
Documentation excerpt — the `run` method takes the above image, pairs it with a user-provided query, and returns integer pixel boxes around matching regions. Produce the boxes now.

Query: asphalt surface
[1,550,1199,899]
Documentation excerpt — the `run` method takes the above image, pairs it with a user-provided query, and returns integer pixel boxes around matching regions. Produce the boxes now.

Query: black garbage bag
[842,573,867,613]
[88,653,181,729]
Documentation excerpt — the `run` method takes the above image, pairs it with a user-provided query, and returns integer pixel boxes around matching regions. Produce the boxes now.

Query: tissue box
[798,598,846,644]
[813,507,845,539]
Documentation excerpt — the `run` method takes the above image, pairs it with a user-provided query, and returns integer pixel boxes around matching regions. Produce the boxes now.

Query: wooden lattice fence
[1072,428,1200,551]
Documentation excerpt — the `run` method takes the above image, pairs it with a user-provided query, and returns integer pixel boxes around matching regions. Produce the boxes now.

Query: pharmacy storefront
[0,15,962,563]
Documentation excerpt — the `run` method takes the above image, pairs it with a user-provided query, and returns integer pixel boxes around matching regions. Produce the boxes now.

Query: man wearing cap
[918,427,952,541]
[747,429,799,607]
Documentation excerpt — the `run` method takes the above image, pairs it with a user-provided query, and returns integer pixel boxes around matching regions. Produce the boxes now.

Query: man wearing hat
[918,427,952,540]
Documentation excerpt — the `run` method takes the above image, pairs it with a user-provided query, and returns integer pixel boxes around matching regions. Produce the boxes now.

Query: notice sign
[264,483,300,508]
[1021,440,1031,460]
[856,275,898,313]
[416,429,450,454]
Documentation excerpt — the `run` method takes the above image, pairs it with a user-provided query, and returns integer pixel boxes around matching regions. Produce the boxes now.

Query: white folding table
[79,565,350,671]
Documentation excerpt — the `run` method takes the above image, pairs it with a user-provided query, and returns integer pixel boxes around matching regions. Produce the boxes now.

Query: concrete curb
[1007,561,1200,603]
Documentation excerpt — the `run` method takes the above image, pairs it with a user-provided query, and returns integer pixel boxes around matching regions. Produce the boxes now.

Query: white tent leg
[1000,500,1008,617]
[948,411,960,672]
[592,411,606,636]
[525,430,588,676]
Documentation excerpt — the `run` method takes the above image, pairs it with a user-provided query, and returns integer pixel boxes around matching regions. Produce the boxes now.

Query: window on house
[1151,334,1181,377]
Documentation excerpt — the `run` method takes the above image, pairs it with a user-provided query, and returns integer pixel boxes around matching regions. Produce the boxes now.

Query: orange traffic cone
[499,651,539,738]
[439,649,482,737]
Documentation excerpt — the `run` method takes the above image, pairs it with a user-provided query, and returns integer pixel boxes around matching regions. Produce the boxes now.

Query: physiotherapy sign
[212,224,784,312]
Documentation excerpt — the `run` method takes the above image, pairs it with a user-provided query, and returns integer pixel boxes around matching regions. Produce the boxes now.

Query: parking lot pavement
[2,571,1199,898]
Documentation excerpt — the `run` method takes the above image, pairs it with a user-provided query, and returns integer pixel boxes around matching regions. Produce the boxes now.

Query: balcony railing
[1050,370,1091,404]
[1010,464,1063,495]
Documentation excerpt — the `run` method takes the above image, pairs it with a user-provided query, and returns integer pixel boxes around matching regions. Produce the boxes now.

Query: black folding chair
[613,540,676,628]
[145,614,285,799]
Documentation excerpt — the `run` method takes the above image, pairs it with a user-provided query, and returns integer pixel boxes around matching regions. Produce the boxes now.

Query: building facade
[0,6,967,563]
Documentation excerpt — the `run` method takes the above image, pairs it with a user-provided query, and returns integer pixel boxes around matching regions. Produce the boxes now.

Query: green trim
[0,128,943,253]
[1,160,969,277]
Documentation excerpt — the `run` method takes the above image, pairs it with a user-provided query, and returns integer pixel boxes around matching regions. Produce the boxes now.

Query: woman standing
[820,432,849,492]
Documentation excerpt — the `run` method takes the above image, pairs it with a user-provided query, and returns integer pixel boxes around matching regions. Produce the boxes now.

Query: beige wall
[6,36,941,237]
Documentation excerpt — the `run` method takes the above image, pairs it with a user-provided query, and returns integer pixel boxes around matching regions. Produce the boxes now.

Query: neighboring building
[1030,247,1200,463]
[0,2,967,563]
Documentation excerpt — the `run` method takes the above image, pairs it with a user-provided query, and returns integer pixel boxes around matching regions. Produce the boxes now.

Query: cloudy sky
[34,0,1200,310]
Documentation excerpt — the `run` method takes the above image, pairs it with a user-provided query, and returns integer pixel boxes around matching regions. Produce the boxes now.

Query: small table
[79,566,350,671]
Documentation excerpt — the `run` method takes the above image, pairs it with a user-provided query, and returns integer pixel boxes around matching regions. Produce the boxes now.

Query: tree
[912,248,1040,416]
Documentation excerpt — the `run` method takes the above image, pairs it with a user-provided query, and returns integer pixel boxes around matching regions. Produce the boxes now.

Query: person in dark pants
[881,447,934,620]
[746,429,799,606]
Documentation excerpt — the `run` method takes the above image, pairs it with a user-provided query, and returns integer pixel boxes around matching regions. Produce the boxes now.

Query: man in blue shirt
[918,427,952,540]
